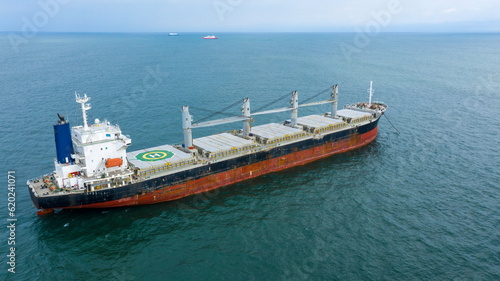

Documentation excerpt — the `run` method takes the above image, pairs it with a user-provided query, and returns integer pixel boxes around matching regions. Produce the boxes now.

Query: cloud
[443,8,457,14]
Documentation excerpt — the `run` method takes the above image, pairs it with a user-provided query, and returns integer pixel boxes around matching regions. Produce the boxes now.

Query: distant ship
[203,35,218,39]
[168,33,178,36]
[27,83,387,215]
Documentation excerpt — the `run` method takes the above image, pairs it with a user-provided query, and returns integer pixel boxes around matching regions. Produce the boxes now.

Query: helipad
[127,144,194,170]
[135,150,174,162]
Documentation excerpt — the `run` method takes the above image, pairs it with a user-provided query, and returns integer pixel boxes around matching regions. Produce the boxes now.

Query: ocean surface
[0,33,499,280]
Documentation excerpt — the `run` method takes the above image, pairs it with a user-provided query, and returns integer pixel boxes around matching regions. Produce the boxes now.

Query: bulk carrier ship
[28,83,387,214]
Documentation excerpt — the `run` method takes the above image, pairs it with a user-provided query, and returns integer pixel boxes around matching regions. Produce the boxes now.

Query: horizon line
[1,31,500,34]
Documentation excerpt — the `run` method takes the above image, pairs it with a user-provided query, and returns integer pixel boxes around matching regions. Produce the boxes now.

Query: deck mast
[331,85,338,117]
[368,81,373,106]
[242,98,251,138]
[290,91,298,126]
[182,106,193,149]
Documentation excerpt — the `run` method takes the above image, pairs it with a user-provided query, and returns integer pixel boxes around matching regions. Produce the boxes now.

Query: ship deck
[30,105,387,200]
[127,111,380,182]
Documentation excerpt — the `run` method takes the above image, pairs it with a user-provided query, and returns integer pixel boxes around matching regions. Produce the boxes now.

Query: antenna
[75,92,91,131]
[368,81,374,106]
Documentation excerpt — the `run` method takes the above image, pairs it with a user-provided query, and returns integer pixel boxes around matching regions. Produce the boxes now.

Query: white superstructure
[71,120,131,177]
[52,94,132,191]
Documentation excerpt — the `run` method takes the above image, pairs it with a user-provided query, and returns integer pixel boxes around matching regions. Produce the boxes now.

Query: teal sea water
[0,33,499,280]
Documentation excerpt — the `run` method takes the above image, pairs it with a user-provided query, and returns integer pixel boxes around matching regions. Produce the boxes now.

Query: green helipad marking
[136,150,174,162]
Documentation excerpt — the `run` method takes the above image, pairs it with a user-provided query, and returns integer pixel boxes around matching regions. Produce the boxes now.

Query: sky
[0,0,499,33]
